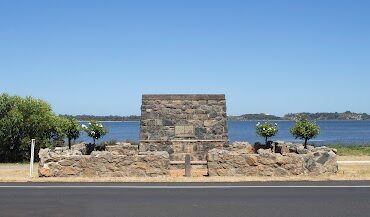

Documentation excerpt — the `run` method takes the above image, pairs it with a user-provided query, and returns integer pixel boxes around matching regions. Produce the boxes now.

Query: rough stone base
[38,141,339,178]
[170,164,207,170]
[207,148,338,176]
[139,141,225,161]
[38,143,170,177]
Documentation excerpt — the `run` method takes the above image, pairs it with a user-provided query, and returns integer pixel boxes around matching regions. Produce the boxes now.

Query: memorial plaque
[175,125,195,138]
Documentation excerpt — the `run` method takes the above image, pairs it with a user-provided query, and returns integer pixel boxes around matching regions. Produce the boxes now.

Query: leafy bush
[81,120,108,145]
[0,94,62,162]
[256,122,279,145]
[290,115,320,148]
[58,117,81,149]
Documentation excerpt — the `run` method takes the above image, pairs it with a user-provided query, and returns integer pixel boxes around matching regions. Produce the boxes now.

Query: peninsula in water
[230,111,370,121]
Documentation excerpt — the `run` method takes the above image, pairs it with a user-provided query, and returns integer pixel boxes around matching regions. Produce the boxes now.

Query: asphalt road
[1,181,370,217]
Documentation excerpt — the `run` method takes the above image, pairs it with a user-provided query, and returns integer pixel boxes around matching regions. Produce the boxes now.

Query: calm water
[79,121,370,145]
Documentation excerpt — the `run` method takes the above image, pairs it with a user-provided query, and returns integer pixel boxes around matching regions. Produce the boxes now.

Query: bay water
[79,120,370,145]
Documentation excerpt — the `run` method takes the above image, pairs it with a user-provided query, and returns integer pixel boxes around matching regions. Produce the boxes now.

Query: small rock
[254,142,271,151]
[71,143,87,155]
[59,159,74,166]
[307,145,315,151]
[276,144,289,155]
[289,144,304,153]
[297,147,309,154]
[38,167,53,177]
[257,148,272,155]
[246,155,258,166]
[106,143,138,155]
[228,142,255,154]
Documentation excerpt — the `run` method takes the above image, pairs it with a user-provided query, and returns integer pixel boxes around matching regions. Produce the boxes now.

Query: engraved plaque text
[175,125,195,138]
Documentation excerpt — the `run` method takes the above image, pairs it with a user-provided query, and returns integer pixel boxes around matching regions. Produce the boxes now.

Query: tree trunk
[93,138,96,145]
[304,138,308,149]
[265,136,268,146]
[68,138,71,149]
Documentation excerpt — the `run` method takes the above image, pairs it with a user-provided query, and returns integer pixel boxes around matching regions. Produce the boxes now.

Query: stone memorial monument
[139,94,228,161]
[37,94,338,178]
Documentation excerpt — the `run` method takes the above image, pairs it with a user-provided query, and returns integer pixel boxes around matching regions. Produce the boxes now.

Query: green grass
[327,144,370,156]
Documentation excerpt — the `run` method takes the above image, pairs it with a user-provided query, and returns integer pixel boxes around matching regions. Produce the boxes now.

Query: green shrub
[58,117,81,149]
[81,120,108,145]
[256,122,279,145]
[290,115,320,148]
[0,94,61,162]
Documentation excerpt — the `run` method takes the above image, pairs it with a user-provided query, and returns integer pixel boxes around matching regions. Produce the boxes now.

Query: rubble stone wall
[38,143,170,177]
[38,142,339,178]
[207,147,338,176]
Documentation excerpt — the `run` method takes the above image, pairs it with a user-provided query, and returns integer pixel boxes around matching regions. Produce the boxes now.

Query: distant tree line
[228,114,282,121]
[59,114,140,122]
[229,111,370,121]
[283,111,370,121]
[62,111,370,122]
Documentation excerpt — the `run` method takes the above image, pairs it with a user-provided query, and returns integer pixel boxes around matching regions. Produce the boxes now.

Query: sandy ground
[1,157,370,182]
[338,156,370,161]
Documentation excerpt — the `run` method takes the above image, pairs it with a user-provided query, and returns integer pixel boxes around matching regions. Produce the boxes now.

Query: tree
[81,120,108,145]
[59,117,81,149]
[0,94,59,162]
[290,115,320,148]
[256,122,279,145]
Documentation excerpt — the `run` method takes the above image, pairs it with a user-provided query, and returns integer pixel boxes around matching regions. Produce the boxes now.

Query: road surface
[1,181,370,217]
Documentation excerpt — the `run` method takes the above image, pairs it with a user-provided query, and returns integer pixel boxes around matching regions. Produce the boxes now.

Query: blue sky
[1,0,369,116]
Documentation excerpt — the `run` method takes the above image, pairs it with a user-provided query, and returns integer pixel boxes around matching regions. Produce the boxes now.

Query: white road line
[0,185,370,189]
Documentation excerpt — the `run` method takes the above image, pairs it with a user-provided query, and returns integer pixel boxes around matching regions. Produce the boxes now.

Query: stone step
[170,161,207,165]
[170,160,207,170]
[139,152,206,161]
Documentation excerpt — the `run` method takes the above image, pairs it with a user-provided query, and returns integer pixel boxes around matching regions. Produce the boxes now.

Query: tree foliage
[81,120,108,144]
[256,122,279,144]
[290,115,320,148]
[58,117,81,149]
[0,94,61,162]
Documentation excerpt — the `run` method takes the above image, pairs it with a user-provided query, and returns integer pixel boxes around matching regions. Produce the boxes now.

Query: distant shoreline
[78,120,140,123]
[228,119,370,121]
[77,119,370,123]
[62,111,370,122]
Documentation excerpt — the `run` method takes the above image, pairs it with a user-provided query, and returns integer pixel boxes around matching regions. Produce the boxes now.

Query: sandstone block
[246,155,258,166]
[106,143,138,155]
[207,146,338,177]
[276,144,289,155]
[71,143,87,155]
[227,142,255,154]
